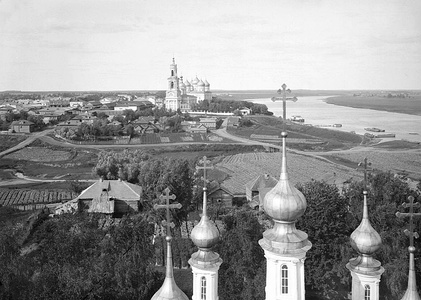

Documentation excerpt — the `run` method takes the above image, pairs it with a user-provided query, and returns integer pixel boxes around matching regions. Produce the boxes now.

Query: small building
[55,178,143,215]
[190,124,208,134]
[227,116,240,127]
[199,117,217,130]
[245,174,278,210]
[207,186,234,208]
[10,120,34,133]
[239,107,251,115]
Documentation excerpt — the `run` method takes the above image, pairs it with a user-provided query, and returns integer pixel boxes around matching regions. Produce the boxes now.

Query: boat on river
[364,127,385,132]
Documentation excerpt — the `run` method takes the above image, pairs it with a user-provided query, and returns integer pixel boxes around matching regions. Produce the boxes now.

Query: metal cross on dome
[196,156,214,190]
[271,83,298,131]
[396,195,421,248]
[154,187,182,237]
[357,157,373,190]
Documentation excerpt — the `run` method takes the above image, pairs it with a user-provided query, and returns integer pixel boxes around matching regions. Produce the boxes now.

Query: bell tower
[165,57,181,111]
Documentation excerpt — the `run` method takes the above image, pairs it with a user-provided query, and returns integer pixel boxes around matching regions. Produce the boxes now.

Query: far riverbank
[325,95,421,116]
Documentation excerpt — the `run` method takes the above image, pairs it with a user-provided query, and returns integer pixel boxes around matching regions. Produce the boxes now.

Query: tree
[215,208,266,300]
[296,180,352,299]
[0,213,163,299]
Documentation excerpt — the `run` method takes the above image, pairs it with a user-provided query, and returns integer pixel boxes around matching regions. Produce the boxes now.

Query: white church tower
[346,190,384,300]
[189,156,222,300]
[259,131,312,300]
[165,58,181,111]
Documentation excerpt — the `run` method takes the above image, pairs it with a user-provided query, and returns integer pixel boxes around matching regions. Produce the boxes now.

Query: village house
[199,117,217,129]
[245,173,278,210]
[114,100,152,112]
[55,178,143,215]
[239,107,251,115]
[10,120,34,133]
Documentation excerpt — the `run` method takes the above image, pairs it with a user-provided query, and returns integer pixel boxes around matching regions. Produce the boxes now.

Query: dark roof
[77,179,142,201]
[245,174,278,192]
[10,120,34,126]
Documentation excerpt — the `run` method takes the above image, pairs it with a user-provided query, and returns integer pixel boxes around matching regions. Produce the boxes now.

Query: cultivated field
[5,147,74,162]
[214,151,363,195]
[322,150,421,180]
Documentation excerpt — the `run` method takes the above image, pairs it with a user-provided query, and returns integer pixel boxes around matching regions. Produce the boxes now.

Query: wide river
[249,96,421,143]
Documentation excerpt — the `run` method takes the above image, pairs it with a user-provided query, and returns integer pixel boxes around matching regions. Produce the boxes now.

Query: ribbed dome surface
[262,132,306,222]
[350,192,381,255]
[263,179,306,222]
[204,79,210,86]
[185,80,191,86]
[197,79,205,87]
[191,215,219,249]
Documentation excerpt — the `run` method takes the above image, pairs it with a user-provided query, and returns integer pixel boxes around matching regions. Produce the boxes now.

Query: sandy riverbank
[325,95,421,116]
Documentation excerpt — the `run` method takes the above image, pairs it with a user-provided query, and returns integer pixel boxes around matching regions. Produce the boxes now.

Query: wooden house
[56,178,143,215]
[10,120,34,133]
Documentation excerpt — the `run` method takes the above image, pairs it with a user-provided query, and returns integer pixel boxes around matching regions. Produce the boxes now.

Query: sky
[0,0,420,91]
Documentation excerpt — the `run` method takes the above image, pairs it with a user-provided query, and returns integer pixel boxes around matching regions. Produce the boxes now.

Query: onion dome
[259,132,311,255]
[346,191,384,275]
[190,189,219,249]
[189,186,222,269]
[263,132,306,222]
[191,76,199,85]
[151,236,189,300]
[179,81,186,89]
[191,214,219,249]
[350,191,382,255]
[204,79,210,87]
[197,79,205,87]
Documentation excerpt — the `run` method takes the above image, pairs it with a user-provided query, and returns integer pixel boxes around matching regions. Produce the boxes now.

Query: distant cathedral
[165,58,212,112]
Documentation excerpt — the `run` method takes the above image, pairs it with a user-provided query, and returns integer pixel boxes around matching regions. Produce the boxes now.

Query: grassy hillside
[229,115,363,151]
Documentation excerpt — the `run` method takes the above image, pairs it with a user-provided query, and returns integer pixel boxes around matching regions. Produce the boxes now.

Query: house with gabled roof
[55,178,142,215]
[10,120,34,133]
[245,173,278,210]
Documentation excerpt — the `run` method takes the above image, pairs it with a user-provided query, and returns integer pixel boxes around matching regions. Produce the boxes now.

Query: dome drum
[346,255,384,276]
[259,222,311,255]
[189,249,222,269]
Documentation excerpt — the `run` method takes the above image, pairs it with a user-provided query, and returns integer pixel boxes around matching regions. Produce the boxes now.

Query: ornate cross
[357,157,373,190]
[396,196,421,247]
[271,83,298,131]
[154,187,182,237]
[196,156,214,216]
[196,156,214,190]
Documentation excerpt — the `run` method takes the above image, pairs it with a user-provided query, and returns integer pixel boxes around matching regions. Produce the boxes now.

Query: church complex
[164,58,212,112]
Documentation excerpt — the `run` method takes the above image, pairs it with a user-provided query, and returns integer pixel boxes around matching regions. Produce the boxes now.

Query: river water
[249,96,421,143]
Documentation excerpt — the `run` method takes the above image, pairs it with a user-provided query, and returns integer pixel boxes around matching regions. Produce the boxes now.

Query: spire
[189,156,222,300]
[151,188,188,300]
[259,85,311,300]
[190,156,220,250]
[347,159,384,300]
[396,195,421,300]
[260,131,311,253]
[349,191,382,264]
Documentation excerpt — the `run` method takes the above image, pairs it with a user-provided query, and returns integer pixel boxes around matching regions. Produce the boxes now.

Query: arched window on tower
[281,265,288,294]
[364,285,371,300]
[201,276,207,299]
[171,70,174,76]
[170,82,174,89]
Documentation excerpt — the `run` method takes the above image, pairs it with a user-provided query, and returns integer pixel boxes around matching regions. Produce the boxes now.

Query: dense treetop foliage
[191,98,272,115]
